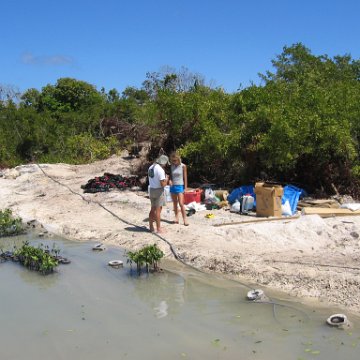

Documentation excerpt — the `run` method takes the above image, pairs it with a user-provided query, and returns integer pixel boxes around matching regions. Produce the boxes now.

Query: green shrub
[62,133,118,163]
[0,209,24,237]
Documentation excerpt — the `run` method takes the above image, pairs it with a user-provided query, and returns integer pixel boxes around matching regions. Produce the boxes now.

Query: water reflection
[17,265,59,289]
[154,300,168,318]
[130,270,185,318]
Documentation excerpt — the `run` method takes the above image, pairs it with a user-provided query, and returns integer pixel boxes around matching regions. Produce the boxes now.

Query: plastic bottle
[165,207,171,219]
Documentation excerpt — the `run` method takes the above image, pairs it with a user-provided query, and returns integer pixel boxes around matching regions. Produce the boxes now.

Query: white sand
[1,153,360,315]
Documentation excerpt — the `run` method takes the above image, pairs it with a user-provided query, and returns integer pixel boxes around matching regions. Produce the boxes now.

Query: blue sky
[2,0,360,94]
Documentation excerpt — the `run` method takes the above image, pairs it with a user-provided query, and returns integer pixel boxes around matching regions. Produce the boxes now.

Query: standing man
[148,154,169,233]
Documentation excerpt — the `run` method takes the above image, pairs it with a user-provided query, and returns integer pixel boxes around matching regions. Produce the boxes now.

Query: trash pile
[227,183,306,217]
[182,182,307,218]
[81,173,140,193]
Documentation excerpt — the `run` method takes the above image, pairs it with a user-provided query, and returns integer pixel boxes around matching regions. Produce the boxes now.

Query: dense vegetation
[1,43,360,197]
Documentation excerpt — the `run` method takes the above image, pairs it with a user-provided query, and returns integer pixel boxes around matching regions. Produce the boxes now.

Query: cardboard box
[254,182,283,217]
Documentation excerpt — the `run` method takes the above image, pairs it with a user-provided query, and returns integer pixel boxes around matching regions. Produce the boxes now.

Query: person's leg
[149,188,160,232]
[178,193,188,225]
[155,206,165,233]
[149,206,156,232]
[150,188,166,233]
[171,193,179,223]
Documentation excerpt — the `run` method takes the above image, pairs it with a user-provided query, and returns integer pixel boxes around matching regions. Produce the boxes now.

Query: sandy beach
[1,153,360,315]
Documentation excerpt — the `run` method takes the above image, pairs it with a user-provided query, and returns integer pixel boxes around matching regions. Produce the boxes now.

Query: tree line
[1,43,360,197]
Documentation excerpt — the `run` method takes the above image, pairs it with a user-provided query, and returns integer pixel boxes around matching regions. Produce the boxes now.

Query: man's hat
[155,154,170,165]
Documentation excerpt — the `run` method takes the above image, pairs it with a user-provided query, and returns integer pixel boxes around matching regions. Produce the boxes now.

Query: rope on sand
[36,163,310,323]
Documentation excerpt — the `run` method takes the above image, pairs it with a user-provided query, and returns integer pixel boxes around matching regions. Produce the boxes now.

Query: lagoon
[0,233,359,360]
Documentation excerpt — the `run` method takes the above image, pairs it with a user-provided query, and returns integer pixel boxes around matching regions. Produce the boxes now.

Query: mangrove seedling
[126,244,164,275]
[13,241,59,275]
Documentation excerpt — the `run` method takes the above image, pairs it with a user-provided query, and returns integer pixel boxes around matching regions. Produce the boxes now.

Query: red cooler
[184,189,202,204]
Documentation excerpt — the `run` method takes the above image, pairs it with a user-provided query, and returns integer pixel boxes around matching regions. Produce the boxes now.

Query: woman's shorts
[149,187,166,207]
[170,185,185,194]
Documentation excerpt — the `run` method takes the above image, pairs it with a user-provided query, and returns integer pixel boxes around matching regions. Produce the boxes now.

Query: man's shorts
[149,187,166,207]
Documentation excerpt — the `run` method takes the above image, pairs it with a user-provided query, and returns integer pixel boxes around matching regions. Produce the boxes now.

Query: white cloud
[21,52,74,66]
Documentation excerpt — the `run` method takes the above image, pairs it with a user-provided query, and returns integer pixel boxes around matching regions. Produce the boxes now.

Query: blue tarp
[281,185,306,215]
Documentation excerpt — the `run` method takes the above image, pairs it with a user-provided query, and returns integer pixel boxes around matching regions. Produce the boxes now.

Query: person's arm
[168,166,173,186]
[183,164,188,189]
[160,176,168,187]
[159,166,169,187]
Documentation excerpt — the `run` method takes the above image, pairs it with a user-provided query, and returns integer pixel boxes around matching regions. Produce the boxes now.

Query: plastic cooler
[184,189,202,204]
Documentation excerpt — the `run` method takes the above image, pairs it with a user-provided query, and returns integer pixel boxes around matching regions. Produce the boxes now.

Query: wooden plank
[297,199,339,208]
[301,207,360,217]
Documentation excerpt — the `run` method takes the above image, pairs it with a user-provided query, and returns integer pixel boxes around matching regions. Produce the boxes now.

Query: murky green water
[0,233,359,360]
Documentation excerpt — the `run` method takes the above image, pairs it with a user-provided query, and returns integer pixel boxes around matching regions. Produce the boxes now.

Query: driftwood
[213,214,300,227]
[264,259,360,271]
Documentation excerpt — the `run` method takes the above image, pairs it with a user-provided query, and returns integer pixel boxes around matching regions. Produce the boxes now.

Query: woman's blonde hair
[170,151,181,163]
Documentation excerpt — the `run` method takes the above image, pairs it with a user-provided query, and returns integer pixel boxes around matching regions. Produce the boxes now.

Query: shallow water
[0,233,359,360]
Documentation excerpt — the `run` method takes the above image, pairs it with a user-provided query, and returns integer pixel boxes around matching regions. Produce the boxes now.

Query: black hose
[36,163,310,323]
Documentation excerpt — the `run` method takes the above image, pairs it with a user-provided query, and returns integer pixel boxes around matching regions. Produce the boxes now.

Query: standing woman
[169,152,189,226]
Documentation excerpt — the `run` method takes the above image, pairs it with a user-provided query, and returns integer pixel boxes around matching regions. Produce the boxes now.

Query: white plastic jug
[164,185,172,202]
[241,195,254,213]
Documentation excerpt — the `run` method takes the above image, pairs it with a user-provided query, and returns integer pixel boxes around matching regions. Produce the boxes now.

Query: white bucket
[164,185,172,202]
